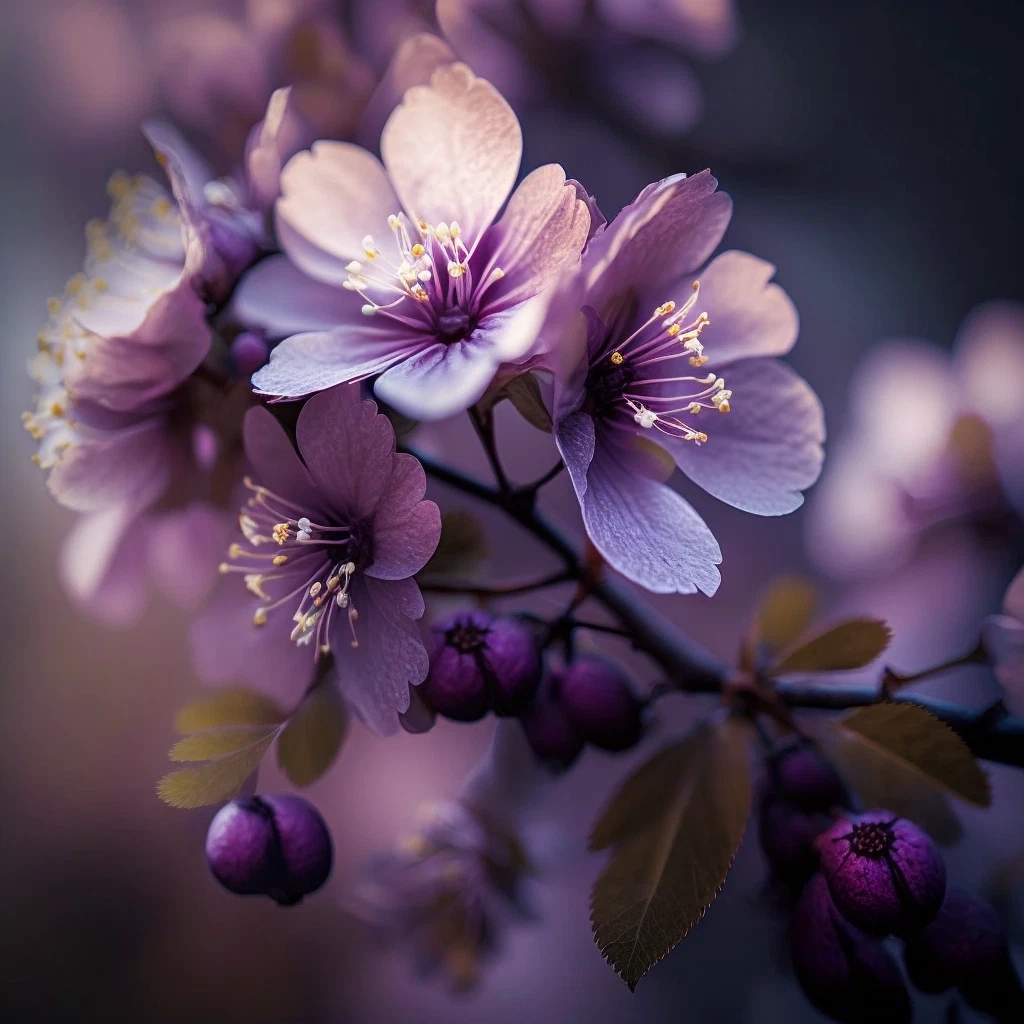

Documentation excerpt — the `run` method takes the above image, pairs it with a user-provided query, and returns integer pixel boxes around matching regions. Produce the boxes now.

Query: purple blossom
[983,568,1024,718]
[245,49,593,420]
[438,0,739,136]
[540,171,824,595]
[190,385,441,734]
[808,301,1024,578]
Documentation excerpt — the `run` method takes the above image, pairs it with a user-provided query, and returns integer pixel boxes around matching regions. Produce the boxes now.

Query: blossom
[347,799,530,990]
[245,52,593,420]
[437,0,739,136]
[983,568,1024,718]
[190,385,442,734]
[21,112,279,625]
[807,302,1024,578]
[541,171,824,595]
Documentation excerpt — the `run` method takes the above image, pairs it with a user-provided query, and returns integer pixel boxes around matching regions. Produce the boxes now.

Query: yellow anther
[152,197,172,219]
[106,171,131,199]
[667,323,681,337]
[411,243,425,258]
[49,402,65,417]
[610,351,624,365]
[218,562,231,574]
[228,543,244,558]
[272,522,291,545]
[253,608,268,626]
[272,554,288,566]
[655,301,676,317]
[46,297,62,317]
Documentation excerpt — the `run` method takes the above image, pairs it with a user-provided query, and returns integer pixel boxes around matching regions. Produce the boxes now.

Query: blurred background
[1,1,1022,1021]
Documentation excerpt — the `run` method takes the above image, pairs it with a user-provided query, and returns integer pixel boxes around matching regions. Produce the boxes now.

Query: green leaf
[755,577,817,654]
[174,689,286,734]
[589,719,752,990]
[771,618,892,675]
[494,373,553,433]
[421,509,487,578]
[157,733,276,809]
[277,683,348,786]
[169,725,281,762]
[823,702,991,807]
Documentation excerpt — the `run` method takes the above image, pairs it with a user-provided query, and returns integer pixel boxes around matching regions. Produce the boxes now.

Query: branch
[409,448,1024,768]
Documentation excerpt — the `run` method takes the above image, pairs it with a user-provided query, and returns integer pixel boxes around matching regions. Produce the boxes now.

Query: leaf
[770,618,892,675]
[421,510,487,578]
[589,719,752,990]
[484,372,553,433]
[174,689,286,734]
[755,577,817,655]
[277,683,348,786]
[169,725,281,762]
[157,733,276,809]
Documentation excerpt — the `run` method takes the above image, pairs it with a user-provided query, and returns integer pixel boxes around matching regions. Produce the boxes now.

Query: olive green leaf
[754,577,818,655]
[421,509,488,579]
[173,688,286,733]
[157,732,276,809]
[169,725,281,762]
[589,719,752,990]
[277,683,348,786]
[770,618,892,675]
[481,372,553,433]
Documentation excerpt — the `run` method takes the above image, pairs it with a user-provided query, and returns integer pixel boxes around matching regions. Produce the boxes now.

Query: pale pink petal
[276,141,402,282]
[483,164,591,314]
[148,503,235,611]
[60,505,150,628]
[245,87,307,211]
[954,300,1024,430]
[667,358,824,514]
[381,62,521,251]
[231,255,355,337]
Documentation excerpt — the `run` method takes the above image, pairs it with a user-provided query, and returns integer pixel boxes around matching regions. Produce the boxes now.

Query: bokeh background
[1,1,1022,1021]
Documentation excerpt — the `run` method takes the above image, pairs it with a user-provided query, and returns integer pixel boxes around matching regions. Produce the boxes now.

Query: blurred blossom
[540,171,824,595]
[983,568,1024,717]
[20,98,296,626]
[246,47,592,420]
[351,0,439,72]
[347,798,532,991]
[155,0,374,165]
[807,301,1024,579]
[191,386,441,733]
[437,0,740,136]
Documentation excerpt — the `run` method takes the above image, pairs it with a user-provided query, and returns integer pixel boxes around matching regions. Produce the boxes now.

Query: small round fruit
[765,740,847,813]
[820,809,946,935]
[520,673,585,771]
[791,873,912,1024]
[422,610,541,721]
[259,794,333,905]
[229,331,270,376]
[206,798,279,896]
[557,655,643,752]
[758,797,821,878]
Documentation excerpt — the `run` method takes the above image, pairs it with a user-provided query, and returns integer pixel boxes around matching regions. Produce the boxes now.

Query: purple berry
[206,795,332,905]
[422,610,540,721]
[557,655,643,752]
[903,887,1023,1017]
[766,740,847,813]
[820,809,946,935]
[791,873,912,1024]
[206,798,279,896]
[520,672,585,771]
[758,797,821,878]
[230,331,270,376]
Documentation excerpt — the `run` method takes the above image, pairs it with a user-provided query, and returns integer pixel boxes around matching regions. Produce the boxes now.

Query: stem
[526,461,566,493]
[409,447,1024,768]
[419,570,572,598]
[469,407,512,495]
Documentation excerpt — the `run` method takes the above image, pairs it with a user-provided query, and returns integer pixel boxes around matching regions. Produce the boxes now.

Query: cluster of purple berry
[420,610,645,769]
[758,740,1022,1022]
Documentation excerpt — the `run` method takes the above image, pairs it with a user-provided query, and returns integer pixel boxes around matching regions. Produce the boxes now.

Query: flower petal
[147,503,235,611]
[276,140,402,283]
[231,255,355,338]
[581,436,722,595]
[381,62,521,251]
[482,164,591,315]
[331,575,429,735]
[372,338,503,420]
[295,386,396,519]
[251,324,422,399]
[684,250,799,367]
[367,455,441,579]
[555,410,597,502]
[243,405,326,514]
[60,504,151,627]
[667,358,825,515]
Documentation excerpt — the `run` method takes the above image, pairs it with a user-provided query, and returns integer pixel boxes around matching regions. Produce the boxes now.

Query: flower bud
[820,810,946,935]
[519,672,585,771]
[557,655,644,752]
[791,873,912,1024]
[758,797,821,878]
[230,331,270,377]
[206,794,332,905]
[903,887,1024,1017]
[422,610,541,722]
[765,739,848,813]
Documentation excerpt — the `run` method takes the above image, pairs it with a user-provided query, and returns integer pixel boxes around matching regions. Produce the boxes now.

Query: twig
[419,570,573,598]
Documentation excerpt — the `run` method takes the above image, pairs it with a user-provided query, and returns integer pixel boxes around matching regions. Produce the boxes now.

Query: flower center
[445,620,491,655]
[591,280,732,446]
[220,477,371,658]
[341,213,504,347]
[843,820,897,858]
